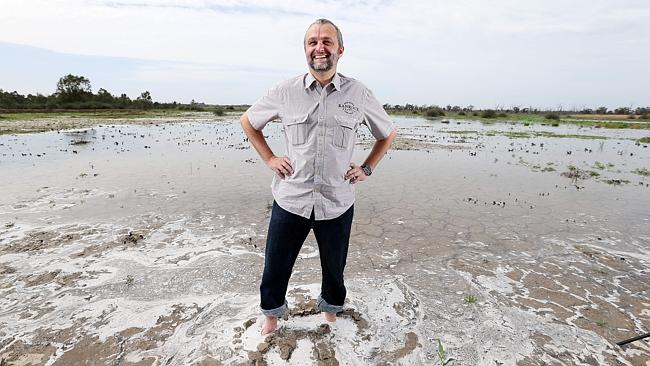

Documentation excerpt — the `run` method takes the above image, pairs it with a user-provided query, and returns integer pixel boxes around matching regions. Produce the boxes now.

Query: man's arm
[345,127,397,184]
[240,113,293,179]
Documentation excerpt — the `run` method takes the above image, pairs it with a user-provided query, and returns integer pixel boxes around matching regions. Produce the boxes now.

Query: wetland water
[0,116,649,365]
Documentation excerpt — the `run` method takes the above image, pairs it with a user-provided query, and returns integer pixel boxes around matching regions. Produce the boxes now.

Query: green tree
[136,91,153,109]
[56,74,92,102]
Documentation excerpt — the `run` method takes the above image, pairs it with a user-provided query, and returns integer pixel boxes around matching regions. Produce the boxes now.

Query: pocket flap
[334,115,358,129]
[284,114,309,126]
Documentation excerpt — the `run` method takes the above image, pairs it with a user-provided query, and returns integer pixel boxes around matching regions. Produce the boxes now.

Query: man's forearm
[240,113,275,163]
[363,127,397,170]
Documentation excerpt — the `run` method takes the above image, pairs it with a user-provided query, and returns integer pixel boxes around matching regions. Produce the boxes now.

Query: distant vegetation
[0,74,244,113]
[383,103,650,129]
[383,103,650,119]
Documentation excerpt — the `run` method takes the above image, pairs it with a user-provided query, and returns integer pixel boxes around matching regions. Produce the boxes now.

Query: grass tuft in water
[437,339,456,365]
[604,179,630,185]
[463,294,477,304]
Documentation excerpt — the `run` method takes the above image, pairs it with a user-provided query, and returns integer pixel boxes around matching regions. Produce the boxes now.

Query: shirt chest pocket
[333,116,359,149]
[284,115,310,145]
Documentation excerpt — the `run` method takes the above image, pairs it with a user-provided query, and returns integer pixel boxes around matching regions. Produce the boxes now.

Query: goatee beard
[310,59,334,71]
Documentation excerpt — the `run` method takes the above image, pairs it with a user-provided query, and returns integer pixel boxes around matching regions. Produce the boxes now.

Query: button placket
[313,88,328,212]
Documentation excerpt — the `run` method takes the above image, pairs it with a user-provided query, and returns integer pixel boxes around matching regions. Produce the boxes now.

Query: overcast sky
[1,0,649,109]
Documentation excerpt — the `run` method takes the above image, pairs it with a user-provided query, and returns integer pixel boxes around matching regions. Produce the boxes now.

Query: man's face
[304,23,343,72]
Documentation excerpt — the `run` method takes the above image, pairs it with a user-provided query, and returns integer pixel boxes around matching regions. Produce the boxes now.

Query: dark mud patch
[9,303,203,366]
[18,270,96,289]
[1,230,80,254]
[0,339,57,366]
[372,331,419,365]
[287,290,370,332]
[73,229,148,257]
[248,324,336,365]
[0,262,16,275]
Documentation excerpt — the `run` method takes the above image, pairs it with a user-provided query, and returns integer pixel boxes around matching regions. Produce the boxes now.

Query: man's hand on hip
[267,156,293,179]
[345,163,366,184]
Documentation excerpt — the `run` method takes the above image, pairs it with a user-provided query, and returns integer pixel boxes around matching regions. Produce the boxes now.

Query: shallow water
[0,117,649,365]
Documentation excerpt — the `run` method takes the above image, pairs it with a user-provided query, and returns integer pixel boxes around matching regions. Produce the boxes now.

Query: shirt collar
[304,72,341,91]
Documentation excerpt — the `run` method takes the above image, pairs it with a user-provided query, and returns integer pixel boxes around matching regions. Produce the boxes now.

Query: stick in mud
[616,332,650,346]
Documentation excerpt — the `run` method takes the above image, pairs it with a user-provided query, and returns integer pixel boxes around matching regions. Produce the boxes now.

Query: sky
[1,0,649,109]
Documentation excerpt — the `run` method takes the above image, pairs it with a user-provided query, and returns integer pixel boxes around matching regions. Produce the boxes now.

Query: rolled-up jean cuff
[317,295,343,314]
[261,301,288,317]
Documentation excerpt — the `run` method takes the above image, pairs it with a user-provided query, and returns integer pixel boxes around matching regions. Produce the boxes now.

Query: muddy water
[0,117,648,365]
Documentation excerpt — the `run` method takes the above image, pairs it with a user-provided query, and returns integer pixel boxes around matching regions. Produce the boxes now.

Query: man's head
[304,19,344,73]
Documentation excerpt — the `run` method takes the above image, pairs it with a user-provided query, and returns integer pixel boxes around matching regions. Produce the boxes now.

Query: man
[240,18,396,335]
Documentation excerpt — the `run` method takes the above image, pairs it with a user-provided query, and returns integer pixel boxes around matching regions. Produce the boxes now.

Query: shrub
[213,108,224,116]
[481,110,496,118]
[545,113,560,120]
[627,115,637,119]
[458,111,466,116]
[497,112,507,118]
[641,114,649,120]
[425,107,445,117]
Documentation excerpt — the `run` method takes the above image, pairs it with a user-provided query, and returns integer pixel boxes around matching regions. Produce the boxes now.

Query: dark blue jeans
[260,201,354,317]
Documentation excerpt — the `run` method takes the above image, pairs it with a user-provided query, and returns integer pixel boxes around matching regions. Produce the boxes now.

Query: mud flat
[0,116,648,365]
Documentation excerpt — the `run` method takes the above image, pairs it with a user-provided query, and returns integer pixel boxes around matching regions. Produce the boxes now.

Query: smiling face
[304,23,344,73]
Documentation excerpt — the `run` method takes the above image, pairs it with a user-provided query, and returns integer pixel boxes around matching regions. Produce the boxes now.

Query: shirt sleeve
[246,84,284,130]
[362,88,394,139]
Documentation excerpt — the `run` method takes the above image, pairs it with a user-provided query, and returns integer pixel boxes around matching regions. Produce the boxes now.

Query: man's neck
[310,69,337,87]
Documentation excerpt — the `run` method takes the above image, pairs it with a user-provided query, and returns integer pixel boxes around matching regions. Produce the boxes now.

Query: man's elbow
[241,113,256,132]
[383,127,397,142]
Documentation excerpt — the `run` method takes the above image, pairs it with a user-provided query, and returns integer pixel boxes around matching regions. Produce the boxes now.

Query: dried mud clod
[339,308,370,332]
[243,318,257,329]
[0,262,17,276]
[250,324,336,364]
[289,298,320,317]
[122,231,145,246]
[73,228,149,257]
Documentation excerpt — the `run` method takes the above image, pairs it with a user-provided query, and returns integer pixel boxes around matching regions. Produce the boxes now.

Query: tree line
[0,74,221,112]
[383,104,650,117]
[2,74,647,118]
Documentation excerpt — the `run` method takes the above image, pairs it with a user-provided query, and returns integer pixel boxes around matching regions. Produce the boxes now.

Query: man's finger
[281,162,293,175]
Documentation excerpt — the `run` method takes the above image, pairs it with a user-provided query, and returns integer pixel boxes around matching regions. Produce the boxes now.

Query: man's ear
[339,47,344,56]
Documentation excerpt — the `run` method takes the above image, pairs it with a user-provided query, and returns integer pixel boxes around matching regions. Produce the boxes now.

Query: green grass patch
[499,131,606,140]
[463,294,477,304]
[503,131,531,138]
[441,130,478,134]
[632,168,649,176]
[593,161,606,170]
[639,137,650,143]
[423,112,650,129]
[437,339,455,365]
[604,179,630,185]
[0,109,196,121]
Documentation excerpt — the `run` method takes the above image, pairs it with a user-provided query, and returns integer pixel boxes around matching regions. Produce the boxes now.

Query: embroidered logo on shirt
[338,102,359,115]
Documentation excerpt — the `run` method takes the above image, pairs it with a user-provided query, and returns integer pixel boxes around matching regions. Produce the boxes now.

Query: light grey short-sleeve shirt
[246,72,394,220]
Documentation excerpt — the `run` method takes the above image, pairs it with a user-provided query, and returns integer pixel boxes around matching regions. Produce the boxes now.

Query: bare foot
[323,312,336,322]
[261,316,278,335]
